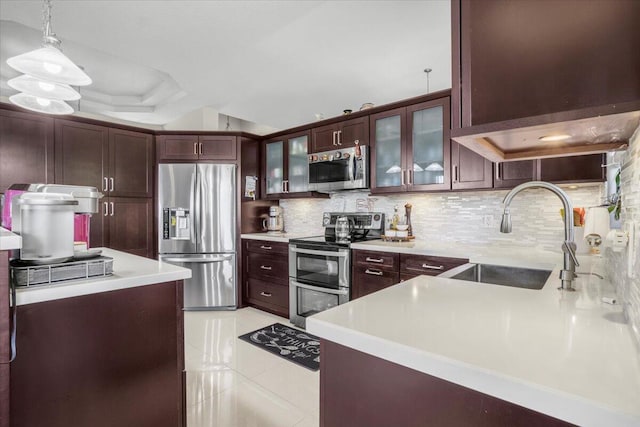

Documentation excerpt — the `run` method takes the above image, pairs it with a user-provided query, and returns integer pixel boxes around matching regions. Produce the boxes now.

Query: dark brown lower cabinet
[320,340,572,427]
[10,280,185,427]
[243,239,289,317]
[91,197,154,258]
[351,250,468,299]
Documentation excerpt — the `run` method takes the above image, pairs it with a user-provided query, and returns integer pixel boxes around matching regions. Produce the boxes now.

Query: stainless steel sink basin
[439,263,553,290]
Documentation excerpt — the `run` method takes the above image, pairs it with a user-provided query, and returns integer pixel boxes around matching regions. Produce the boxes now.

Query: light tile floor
[185,307,320,427]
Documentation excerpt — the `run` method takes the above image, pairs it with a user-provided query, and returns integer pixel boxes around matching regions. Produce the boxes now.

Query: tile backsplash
[280,185,604,252]
[603,126,640,347]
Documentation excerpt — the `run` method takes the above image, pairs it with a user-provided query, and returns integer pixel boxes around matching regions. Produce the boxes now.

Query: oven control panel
[322,212,384,230]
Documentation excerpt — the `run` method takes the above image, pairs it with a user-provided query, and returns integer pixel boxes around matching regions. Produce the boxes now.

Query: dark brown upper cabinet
[452,0,640,128]
[450,0,640,162]
[493,160,537,189]
[370,97,451,194]
[538,154,605,184]
[493,154,605,189]
[262,131,327,199]
[451,141,492,190]
[156,134,237,161]
[311,116,369,153]
[54,120,153,198]
[0,108,54,193]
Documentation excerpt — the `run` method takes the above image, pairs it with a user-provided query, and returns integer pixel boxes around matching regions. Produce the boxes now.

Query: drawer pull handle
[260,292,272,297]
[365,269,383,276]
[260,265,272,270]
[422,264,444,270]
[260,245,272,250]
[365,257,384,263]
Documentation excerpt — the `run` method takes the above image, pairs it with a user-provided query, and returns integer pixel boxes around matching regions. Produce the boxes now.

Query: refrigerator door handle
[195,169,202,250]
[189,170,197,245]
[162,255,233,263]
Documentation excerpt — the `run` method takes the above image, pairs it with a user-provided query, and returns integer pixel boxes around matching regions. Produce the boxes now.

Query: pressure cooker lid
[32,184,103,200]
[16,192,79,206]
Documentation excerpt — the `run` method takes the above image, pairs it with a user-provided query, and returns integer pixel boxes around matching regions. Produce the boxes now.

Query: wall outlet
[482,215,494,228]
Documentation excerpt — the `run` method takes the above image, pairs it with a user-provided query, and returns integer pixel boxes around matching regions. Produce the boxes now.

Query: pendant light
[6,0,91,114]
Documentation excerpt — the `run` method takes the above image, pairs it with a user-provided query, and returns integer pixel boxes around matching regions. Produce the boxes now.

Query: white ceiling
[0,0,451,133]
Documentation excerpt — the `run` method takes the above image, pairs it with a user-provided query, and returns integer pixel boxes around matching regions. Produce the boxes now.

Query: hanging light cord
[41,0,60,48]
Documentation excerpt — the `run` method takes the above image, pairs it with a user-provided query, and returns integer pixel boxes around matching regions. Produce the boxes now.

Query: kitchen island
[6,247,191,427]
[308,243,640,427]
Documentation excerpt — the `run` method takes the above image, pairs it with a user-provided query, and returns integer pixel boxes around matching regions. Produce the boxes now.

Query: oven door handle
[290,280,349,296]
[290,247,349,258]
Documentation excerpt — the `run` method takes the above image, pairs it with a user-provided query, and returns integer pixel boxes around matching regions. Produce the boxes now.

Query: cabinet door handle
[495,162,501,180]
[194,142,198,155]
[453,165,459,183]
[260,265,272,270]
[199,142,203,155]
[365,257,384,263]
[407,169,412,186]
[103,177,108,192]
[401,169,405,186]
[109,177,114,192]
[284,180,289,193]
[109,202,114,216]
[337,130,342,146]
[103,202,108,217]
[332,131,337,146]
[421,264,444,270]
[260,291,272,297]
[260,245,272,250]
[365,269,383,276]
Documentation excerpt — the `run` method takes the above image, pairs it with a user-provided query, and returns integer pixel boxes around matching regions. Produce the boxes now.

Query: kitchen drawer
[353,250,399,270]
[400,254,468,277]
[244,239,289,256]
[352,265,400,299]
[246,252,289,283]
[246,277,288,317]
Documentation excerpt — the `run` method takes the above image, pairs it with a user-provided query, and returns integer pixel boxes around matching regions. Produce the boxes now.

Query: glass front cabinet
[370,97,451,193]
[263,131,310,197]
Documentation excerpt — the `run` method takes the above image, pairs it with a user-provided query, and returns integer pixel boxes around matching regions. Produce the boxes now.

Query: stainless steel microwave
[308,146,368,192]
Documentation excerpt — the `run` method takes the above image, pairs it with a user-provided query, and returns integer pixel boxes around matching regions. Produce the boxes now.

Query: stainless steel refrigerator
[158,163,237,310]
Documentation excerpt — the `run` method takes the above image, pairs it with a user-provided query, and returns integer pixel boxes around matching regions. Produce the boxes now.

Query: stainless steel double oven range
[289,212,385,328]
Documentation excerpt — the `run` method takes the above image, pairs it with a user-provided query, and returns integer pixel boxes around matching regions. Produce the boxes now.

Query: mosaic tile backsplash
[280,185,604,253]
[603,126,640,347]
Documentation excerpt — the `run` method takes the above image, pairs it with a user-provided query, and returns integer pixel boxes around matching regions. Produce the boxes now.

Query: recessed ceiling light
[539,134,571,142]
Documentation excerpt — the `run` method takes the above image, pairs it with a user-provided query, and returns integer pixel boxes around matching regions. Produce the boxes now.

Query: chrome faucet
[500,181,579,291]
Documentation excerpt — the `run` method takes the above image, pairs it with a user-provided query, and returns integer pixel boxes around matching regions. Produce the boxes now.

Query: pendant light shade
[9,92,73,115]
[8,74,80,100]
[7,46,92,86]
[6,0,91,115]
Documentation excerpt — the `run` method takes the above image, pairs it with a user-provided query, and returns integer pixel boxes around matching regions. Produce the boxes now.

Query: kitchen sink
[439,263,553,290]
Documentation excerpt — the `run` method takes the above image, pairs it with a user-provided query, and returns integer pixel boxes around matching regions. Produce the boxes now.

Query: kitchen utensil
[335,216,351,241]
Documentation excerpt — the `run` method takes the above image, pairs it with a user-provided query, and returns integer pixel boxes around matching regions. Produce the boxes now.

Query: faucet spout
[500,181,579,291]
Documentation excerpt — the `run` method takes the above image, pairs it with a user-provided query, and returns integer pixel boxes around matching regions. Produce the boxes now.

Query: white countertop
[241,232,308,243]
[0,227,21,250]
[307,254,640,426]
[14,248,191,306]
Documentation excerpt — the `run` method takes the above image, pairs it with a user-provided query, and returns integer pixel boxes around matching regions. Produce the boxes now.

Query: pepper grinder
[405,203,413,237]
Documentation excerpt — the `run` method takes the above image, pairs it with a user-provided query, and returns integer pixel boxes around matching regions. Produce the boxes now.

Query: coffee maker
[263,206,284,233]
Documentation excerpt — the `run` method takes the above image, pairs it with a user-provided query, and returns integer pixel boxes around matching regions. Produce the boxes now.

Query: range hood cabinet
[451,102,639,163]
